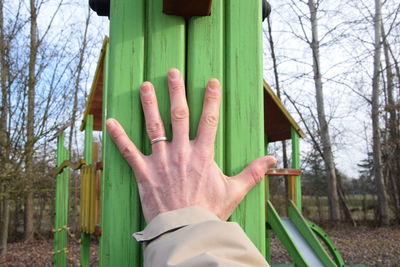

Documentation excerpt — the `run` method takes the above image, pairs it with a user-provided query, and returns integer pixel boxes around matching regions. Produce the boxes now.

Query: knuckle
[170,84,184,92]
[202,114,218,127]
[172,107,189,121]
[142,98,154,106]
[156,160,169,175]
[250,165,264,185]
[206,90,220,101]
[121,144,134,159]
[172,150,187,165]
[146,121,162,135]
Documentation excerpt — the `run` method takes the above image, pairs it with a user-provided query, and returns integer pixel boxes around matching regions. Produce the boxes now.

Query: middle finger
[168,68,189,145]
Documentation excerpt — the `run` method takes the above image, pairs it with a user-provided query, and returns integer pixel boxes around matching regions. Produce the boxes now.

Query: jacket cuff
[133,206,220,242]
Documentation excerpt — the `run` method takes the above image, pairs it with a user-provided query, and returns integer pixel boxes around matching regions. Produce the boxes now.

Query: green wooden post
[53,133,69,267]
[145,0,185,147]
[265,136,271,261]
[100,0,145,265]
[226,0,265,254]
[100,0,265,264]
[187,0,224,166]
[81,115,93,267]
[99,42,109,258]
[291,126,302,211]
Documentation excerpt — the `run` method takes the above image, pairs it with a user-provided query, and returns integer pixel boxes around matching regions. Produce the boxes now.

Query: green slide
[267,200,344,267]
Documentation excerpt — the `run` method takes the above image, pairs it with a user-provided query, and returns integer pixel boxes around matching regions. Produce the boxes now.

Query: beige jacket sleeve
[133,206,270,267]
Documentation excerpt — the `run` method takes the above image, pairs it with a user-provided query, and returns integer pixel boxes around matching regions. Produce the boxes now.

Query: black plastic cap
[262,0,271,21]
[89,0,110,17]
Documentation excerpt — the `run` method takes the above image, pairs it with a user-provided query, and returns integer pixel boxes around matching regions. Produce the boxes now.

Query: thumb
[232,155,277,195]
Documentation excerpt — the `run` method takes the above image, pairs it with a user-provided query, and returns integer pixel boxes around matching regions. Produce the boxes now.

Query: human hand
[106,68,276,222]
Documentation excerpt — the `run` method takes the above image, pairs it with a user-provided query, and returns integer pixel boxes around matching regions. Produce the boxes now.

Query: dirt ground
[1,225,399,266]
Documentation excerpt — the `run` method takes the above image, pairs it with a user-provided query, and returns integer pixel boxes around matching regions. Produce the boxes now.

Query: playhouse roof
[263,81,305,142]
[80,37,109,131]
[81,38,305,141]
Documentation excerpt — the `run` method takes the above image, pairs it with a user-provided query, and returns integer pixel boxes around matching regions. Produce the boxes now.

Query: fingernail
[169,69,180,81]
[106,119,116,129]
[141,82,152,95]
[208,79,220,90]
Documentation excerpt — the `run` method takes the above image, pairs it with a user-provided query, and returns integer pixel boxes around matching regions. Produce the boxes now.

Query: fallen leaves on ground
[0,226,399,266]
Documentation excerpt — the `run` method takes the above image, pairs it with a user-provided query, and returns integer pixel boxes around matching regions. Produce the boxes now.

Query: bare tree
[371,0,390,226]
[381,24,400,222]
[265,15,289,169]
[307,0,340,221]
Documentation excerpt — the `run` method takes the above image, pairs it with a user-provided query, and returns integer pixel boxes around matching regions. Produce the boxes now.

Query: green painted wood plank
[53,133,68,267]
[291,127,301,210]
[100,0,145,265]
[81,115,93,267]
[99,41,109,259]
[187,0,224,167]
[61,146,69,266]
[186,11,228,257]
[145,0,185,149]
[265,136,271,262]
[225,0,265,254]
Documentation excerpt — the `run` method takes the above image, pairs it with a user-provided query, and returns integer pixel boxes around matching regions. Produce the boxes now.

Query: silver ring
[151,136,168,145]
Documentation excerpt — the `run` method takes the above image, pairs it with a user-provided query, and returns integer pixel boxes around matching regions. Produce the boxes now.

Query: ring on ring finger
[151,136,168,145]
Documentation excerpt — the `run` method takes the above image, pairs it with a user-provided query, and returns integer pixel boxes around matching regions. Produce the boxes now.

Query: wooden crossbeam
[266,168,302,176]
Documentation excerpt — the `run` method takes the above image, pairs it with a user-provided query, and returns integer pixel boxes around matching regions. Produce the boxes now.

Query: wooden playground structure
[52,0,363,266]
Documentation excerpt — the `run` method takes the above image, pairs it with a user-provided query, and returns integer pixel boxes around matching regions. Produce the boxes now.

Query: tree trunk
[307,0,340,221]
[0,0,10,254]
[371,0,389,226]
[381,25,400,220]
[266,16,289,169]
[24,0,38,241]
[0,192,10,256]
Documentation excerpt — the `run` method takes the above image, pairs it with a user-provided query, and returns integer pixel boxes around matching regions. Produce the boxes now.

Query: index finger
[106,118,146,173]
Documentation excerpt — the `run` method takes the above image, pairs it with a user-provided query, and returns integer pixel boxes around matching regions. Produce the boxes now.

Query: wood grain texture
[53,133,68,267]
[187,0,224,166]
[291,127,302,211]
[81,115,93,267]
[100,0,145,265]
[145,0,185,146]
[225,0,265,254]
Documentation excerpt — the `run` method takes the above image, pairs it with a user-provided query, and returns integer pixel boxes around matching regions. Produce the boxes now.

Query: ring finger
[140,82,167,150]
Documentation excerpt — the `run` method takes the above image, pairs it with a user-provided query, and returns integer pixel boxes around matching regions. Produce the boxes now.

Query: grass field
[270,194,387,223]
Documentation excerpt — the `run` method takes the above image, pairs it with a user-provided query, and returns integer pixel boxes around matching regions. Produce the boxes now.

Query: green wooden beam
[267,201,307,266]
[81,115,93,267]
[265,136,271,262]
[288,200,337,267]
[100,0,145,265]
[145,0,185,147]
[99,38,109,262]
[187,0,224,167]
[291,127,301,210]
[53,133,69,267]
[225,0,265,254]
